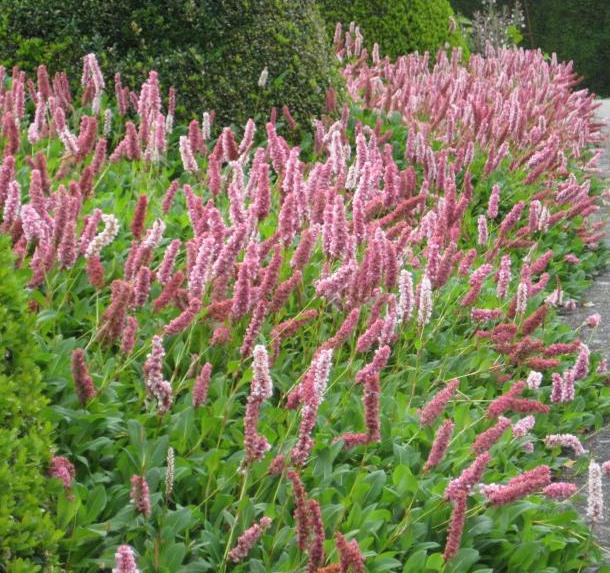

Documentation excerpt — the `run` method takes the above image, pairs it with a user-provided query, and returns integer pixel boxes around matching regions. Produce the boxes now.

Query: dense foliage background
[0,0,340,127]
[450,0,610,97]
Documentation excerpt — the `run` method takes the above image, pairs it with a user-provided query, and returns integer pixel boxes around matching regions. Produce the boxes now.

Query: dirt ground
[562,99,610,563]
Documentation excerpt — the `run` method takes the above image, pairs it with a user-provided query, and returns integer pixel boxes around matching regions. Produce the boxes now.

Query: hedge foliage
[450,0,610,97]
[199,0,340,129]
[0,0,339,127]
[526,0,610,97]
[0,236,61,570]
[320,0,467,59]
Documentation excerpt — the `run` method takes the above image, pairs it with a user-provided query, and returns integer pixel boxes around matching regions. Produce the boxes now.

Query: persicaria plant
[3,34,610,573]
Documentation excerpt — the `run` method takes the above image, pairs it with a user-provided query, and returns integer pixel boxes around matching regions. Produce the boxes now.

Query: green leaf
[85,485,107,523]
[403,549,427,572]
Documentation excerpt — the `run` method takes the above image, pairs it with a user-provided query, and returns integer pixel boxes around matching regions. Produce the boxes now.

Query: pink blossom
[512,415,535,438]
[113,545,140,573]
[164,297,202,335]
[130,475,152,517]
[515,281,528,314]
[472,417,512,454]
[292,349,333,465]
[417,274,433,327]
[423,419,454,472]
[544,433,587,456]
[157,239,181,286]
[244,345,274,463]
[192,362,212,407]
[543,482,577,500]
[496,255,511,299]
[397,269,415,322]
[71,348,96,405]
[227,516,272,563]
[445,452,491,501]
[120,316,138,355]
[443,491,467,562]
[587,460,604,522]
[143,336,173,414]
[179,136,198,173]
[471,308,503,321]
[585,313,601,328]
[419,379,459,427]
[133,266,152,307]
[487,184,500,219]
[477,215,488,245]
[480,465,550,505]
[287,470,310,550]
[49,456,76,491]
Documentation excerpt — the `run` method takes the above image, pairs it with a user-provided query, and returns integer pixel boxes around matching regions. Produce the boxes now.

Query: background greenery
[0,0,468,129]
[0,0,340,129]
[450,0,610,97]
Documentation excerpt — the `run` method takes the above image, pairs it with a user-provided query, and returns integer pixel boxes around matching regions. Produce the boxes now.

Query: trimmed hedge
[200,0,340,129]
[0,236,61,570]
[319,0,467,59]
[0,0,340,127]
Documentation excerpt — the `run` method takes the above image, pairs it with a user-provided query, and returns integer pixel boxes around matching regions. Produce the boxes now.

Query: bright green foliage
[0,0,339,127]
[320,0,468,58]
[0,236,61,570]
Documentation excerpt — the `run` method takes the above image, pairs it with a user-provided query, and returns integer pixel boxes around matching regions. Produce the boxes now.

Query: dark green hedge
[450,0,610,97]
[0,0,340,128]
[0,236,61,570]
[526,0,610,97]
[319,0,468,59]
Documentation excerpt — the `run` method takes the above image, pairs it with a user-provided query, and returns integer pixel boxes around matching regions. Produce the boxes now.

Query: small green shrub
[319,0,468,59]
[0,236,61,570]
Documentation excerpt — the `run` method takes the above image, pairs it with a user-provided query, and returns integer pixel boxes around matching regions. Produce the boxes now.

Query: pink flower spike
[192,362,212,408]
[71,348,96,405]
[423,419,454,472]
[130,475,152,517]
[587,460,604,522]
[544,433,587,456]
[418,379,459,426]
[113,545,140,573]
[585,313,601,328]
[244,345,274,464]
[49,455,76,491]
[472,417,512,454]
[227,516,272,563]
[543,482,577,500]
[512,415,535,438]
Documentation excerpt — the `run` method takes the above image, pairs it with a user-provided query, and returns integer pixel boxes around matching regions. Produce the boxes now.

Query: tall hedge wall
[0,236,61,570]
[0,0,339,127]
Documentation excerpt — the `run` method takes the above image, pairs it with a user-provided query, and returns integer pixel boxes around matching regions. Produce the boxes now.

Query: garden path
[564,99,610,559]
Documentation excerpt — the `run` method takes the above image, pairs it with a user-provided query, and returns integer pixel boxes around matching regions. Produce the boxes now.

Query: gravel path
[563,99,610,560]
